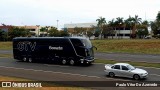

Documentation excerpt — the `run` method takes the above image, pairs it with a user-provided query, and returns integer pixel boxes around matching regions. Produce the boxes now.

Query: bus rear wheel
[23,57,27,62]
[69,59,75,65]
[62,59,67,65]
[28,58,33,63]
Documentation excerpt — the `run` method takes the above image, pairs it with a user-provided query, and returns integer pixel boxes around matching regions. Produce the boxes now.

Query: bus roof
[13,37,88,40]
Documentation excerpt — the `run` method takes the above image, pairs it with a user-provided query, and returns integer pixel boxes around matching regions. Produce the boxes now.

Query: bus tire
[69,59,75,65]
[62,59,67,65]
[23,57,27,62]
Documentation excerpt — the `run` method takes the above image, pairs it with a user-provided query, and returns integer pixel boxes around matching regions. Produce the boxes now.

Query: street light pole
[57,20,59,30]
[36,25,40,37]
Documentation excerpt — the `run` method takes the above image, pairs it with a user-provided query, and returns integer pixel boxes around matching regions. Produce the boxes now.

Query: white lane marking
[150,74,160,77]
[43,64,69,68]
[0,65,129,81]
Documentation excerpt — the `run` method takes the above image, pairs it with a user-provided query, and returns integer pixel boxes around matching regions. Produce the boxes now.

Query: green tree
[156,12,160,34]
[150,21,159,35]
[108,19,115,29]
[108,19,116,39]
[115,17,124,39]
[73,27,79,36]
[124,16,135,38]
[8,27,30,40]
[0,29,7,41]
[40,27,49,37]
[136,25,149,39]
[96,16,106,39]
[59,30,69,37]
[86,27,94,39]
[48,27,60,37]
[150,12,160,38]
[93,26,101,38]
[86,31,93,39]
[73,27,86,36]
[132,15,142,38]
[142,20,149,26]
[156,12,160,22]
[102,25,113,39]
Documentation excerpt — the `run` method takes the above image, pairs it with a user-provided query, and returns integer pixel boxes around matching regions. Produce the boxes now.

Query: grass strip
[0,42,12,50]
[91,39,160,54]
[0,54,12,58]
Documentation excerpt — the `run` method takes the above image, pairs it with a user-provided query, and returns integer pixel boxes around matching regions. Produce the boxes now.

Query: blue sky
[0,0,159,29]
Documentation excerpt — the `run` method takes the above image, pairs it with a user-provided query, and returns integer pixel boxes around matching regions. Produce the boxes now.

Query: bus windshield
[81,39,92,47]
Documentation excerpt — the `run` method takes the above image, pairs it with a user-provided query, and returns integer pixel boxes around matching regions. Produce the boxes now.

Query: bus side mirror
[93,46,97,50]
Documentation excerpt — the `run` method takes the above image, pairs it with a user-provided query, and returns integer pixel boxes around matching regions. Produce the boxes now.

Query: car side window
[122,66,129,70]
[111,66,114,69]
[114,65,120,69]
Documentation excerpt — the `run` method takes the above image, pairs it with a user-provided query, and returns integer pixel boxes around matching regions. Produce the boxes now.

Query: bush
[152,35,160,39]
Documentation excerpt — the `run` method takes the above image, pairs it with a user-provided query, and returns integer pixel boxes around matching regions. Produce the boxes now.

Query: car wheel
[23,57,27,62]
[69,59,75,65]
[28,58,33,63]
[133,74,140,80]
[109,72,115,77]
[62,59,67,65]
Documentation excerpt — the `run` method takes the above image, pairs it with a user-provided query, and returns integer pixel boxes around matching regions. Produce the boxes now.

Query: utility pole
[36,25,40,37]
[57,20,59,30]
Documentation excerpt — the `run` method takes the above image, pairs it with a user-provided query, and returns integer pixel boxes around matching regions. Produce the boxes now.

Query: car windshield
[127,65,135,70]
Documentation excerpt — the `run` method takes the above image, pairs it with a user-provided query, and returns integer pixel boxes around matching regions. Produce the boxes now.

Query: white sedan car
[104,63,148,80]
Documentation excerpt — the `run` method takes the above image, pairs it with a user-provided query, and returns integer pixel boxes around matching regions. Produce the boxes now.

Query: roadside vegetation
[92,39,160,54]
[0,42,12,50]
[1,39,160,54]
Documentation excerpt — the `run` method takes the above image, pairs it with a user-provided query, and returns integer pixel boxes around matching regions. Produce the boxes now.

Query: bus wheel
[69,59,75,65]
[87,62,92,65]
[23,57,27,62]
[62,59,67,65]
[28,58,33,63]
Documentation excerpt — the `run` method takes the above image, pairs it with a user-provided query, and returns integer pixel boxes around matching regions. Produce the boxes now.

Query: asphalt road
[0,58,160,81]
[0,50,12,54]
[0,50,160,63]
[0,50,160,89]
[0,58,160,90]
[95,52,160,63]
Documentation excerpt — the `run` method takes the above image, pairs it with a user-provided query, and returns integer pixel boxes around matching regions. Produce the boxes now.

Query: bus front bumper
[80,57,94,64]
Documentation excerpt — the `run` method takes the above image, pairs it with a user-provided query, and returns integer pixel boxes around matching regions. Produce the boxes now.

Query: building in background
[64,23,97,38]
[64,23,132,39]
[64,23,97,31]
[18,26,39,36]
[109,26,132,39]
[0,25,12,32]
[18,26,52,37]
